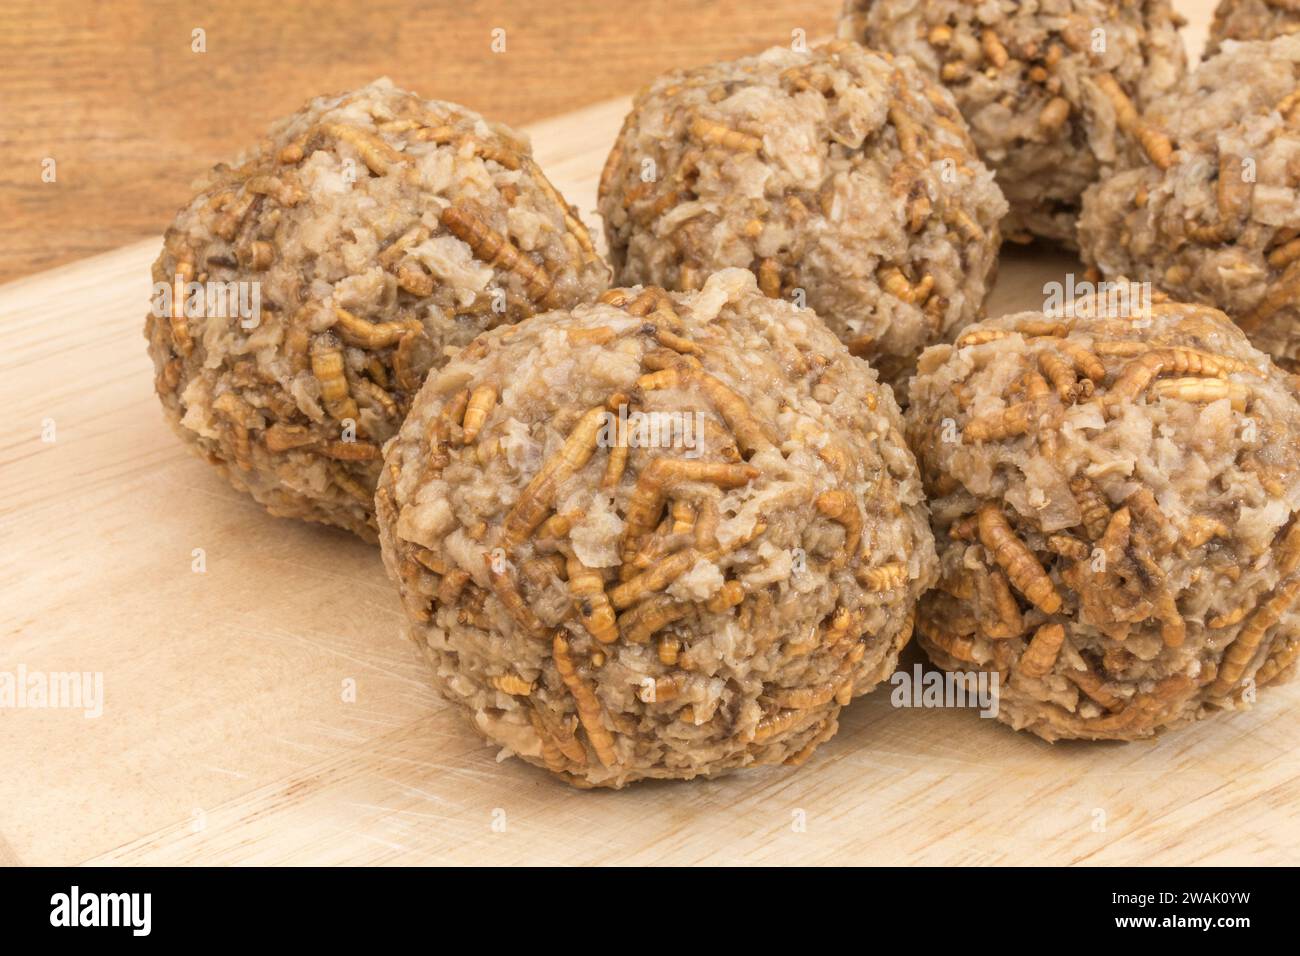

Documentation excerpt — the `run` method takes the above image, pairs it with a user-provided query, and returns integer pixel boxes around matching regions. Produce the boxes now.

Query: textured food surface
[1207,0,1300,55]
[377,270,937,786]
[1079,36,1300,368]
[905,298,1300,741]
[839,0,1187,245]
[145,79,610,540]
[597,41,1006,393]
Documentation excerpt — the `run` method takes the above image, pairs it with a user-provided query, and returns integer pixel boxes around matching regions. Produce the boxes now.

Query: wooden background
[0,0,836,283]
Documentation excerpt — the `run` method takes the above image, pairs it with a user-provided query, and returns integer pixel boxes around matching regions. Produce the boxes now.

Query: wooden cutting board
[5,7,1297,867]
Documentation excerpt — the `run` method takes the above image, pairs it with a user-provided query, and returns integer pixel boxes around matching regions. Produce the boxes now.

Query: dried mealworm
[318,122,405,175]
[1070,475,1112,541]
[814,489,861,568]
[1093,73,1173,169]
[637,367,774,455]
[608,548,702,610]
[1151,377,1250,411]
[1064,664,1124,711]
[501,406,606,549]
[619,458,759,564]
[490,673,535,696]
[964,402,1035,443]
[310,333,359,422]
[1212,576,1300,695]
[689,115,762,153]
[460,384,497,445]
[330,306,420,350]
[751,708,801,744]
[978,503,1062,613]
[552,633,618,767]
[485,556,547,640]
[983,569,1025,639]
[1017,623,1065,679]
[566,554,619,645]
[1039,351,1081,403]
[857,561,908,592]
[880,266,935,305]
[440,205,557,307]
[617,594,691,645]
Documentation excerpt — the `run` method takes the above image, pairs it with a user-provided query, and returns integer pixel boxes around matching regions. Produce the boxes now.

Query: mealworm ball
[376,269,937,787]
[1206,0,1300,57]
[904,297,1300,741]
[596,41,1007,393]
[1079,36,1300,370]
[838,0,1188,246]
[145,79,610,541]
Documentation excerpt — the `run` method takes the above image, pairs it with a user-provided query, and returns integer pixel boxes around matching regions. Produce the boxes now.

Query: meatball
[1206,0,1300,57]
[377,269,937,786]
[839,0,1187,245]
[1079,36,1300,369]
[146,79,609,540]
[597,41,1006,393]
[905,296,1300,741]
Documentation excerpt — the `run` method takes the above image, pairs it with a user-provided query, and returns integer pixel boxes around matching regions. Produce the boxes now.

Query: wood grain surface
[0,0,836,283]
[4,12,1298,860]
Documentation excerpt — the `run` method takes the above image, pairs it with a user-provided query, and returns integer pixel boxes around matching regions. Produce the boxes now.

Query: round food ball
[905,297,1300,741]
[146,79,609,540]
[597,41,1007,393]
[1079,36,1300,369]
[1207,0,1300,57]
[839,0,1187,245]
[377,269,937,787]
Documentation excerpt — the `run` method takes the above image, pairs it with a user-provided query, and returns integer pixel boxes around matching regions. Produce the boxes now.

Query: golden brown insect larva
[620,458,759,563]
[566,554,619,645]
[309,333,359,423]
[857,561,908,592]
[658,635,681,666]
[1150,377,1251,411]
[637,367,775,454]
[608,549,702,610]
[978,504,1062,613]
[1064,663,1124,710]
[460,384,498,445]
[688,115,763,153]
[318,440,381,461]
[552,632,619,767]
[670,500,696,536]
[984,570,1025,639]
[263,423,317,453]
[980,28,1010,68]
[490,673,535,696]
[618,595,691,645]
[440,205,557,307]
[705,580,745,614]
[318,122,405,175]
[923,628,979,664]
[566,326,617,346]
[1092,73,1174,170]
[1038,351,1081,402]
[244,174,305,207]
[1017,623,1066,679]
[751,708,802,744]
[500,405,607,550]
[1045,534,1090,561]
[486,558,547,640]
[1037,96,1072,131]
[814,489,862,568]
[1212,576,1300,695]
[964,402,1034,443]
